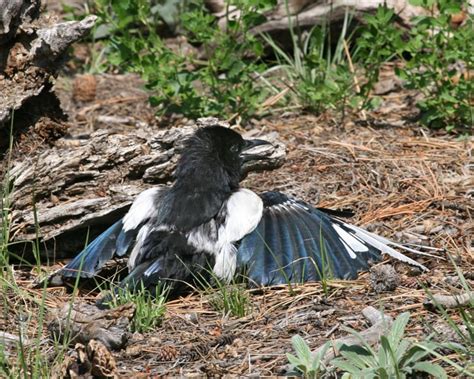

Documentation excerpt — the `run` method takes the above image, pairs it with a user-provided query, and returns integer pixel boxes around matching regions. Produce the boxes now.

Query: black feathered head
[175,126,270,190]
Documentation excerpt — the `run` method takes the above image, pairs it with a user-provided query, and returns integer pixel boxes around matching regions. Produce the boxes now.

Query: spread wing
[237,191,428,286]
[57,187,165,278]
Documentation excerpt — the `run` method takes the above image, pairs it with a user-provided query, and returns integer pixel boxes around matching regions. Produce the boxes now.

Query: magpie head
[176,126,271,188]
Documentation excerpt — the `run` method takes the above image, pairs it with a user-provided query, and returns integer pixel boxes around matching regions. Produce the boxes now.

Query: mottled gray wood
[0,0,40,45]
[48,302,135,350]
[424,291,474,310]
[208,0,472,35]
[8,119,286,258]
[0,0,97,127]
[249,0,431,35]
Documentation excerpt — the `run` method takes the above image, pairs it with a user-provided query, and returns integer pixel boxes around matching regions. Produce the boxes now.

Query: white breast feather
[187,221,218,253]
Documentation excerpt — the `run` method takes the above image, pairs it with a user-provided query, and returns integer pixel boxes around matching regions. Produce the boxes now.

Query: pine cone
[88,339,118,378]
[157,345,179,361]
[73,74,97,103]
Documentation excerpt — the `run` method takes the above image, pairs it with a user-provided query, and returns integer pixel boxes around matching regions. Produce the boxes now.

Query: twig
[424,291,474,311]
[343,39,366,120]
[0,331,29,348]
[314,306,393,363]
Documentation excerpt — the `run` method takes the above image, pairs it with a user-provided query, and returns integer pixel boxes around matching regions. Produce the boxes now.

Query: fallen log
[206,0,473,35]
[6,118,286,259]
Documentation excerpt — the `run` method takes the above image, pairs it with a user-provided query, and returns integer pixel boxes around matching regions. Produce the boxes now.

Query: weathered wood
[0,0,97,133]
[0,0,40,45]
[7,118,286,258]
[249,0,430,35]
[424,291,474,311]
[314,306,393,363]
[48,302,135,350]
[0,331,29,348]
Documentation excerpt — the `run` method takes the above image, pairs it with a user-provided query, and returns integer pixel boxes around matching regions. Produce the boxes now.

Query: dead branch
[0,331,29,348]
[424,291,474,311]
[0,0,97,152]
[315,306,393,363]
[48,302,135,350]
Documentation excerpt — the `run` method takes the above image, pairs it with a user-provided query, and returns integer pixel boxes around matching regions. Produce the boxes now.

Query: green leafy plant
[354,6,403,110]
[286,335,330,378]
[105,282,169,333]
[332,312,447,379]
[91,0,274,122]
[263,9,354,116]
[356,0,473,131]
[399,0,473,130]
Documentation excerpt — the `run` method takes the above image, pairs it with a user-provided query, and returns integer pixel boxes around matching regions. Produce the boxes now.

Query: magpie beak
[240,138,273,163]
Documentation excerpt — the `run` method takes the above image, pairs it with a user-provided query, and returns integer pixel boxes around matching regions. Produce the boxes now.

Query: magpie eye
[230,145,239,153]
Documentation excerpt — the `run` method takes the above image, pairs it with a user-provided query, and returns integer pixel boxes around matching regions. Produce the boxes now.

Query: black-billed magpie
[55,125,429,295]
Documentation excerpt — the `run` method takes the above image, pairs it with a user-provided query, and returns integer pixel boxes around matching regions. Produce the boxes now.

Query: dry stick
[0,331,29,348]
[261,88,290,109]
[314,306,393,364]
[424,291,474,310]
[343,39,366,120]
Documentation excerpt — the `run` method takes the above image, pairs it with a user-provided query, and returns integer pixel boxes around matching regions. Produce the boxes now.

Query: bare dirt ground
[1,61,472,377]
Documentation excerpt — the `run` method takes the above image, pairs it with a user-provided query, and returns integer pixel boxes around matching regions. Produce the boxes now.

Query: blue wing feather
[237,191,394,286]
[297,210,353,278]
[116,228,137,257]
[60,220,124,278]
[263,209,285,284]
[274,209,298,283]
[284,207,323,281]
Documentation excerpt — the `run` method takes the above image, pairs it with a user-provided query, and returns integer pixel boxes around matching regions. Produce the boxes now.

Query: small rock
[407,266,424,277]
[369,264,400,293]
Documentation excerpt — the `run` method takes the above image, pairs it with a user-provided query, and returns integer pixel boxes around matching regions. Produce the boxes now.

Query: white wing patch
[340,222,429,271]
[184,189,263,282]
[213,244,238,283]
[332,223,369,259]
[187,221,218,253]
[219,189,263,244]
[214,189,263,282]
[128,224,150,270]
[123,187,162,232]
